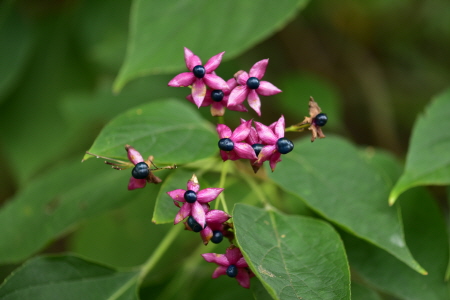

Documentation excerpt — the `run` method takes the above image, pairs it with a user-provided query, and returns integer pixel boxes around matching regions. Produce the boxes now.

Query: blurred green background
[1,0,449,298]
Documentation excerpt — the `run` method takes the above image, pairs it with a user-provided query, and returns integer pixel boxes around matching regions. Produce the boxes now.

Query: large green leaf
[389,88,450,204]
[268,136,425,274]
[0,158,152,264]
[0,255,139,300]
[114,0,308,91]
[234,204,350,300]
[344,187,450,300]
[83,99,217,164]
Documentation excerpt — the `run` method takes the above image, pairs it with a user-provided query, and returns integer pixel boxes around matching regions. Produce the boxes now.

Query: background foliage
[1,0,450,299]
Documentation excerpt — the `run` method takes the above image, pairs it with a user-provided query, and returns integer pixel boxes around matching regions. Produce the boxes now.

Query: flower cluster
[166,175,253,288]
[169,47,281,116]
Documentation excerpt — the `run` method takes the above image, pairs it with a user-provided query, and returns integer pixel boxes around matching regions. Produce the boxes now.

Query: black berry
[211,90,224,102]
[251,144,264,157]
[276,138,294,154]
[226,265,238,277]
[314,113,328,127]
[131,162,149,179]
[184,190,197,203]
[218,138,234,151]
[246,77,260,89]
[211,230,223,244]
[187,216,202,232]
[193,65,206,78]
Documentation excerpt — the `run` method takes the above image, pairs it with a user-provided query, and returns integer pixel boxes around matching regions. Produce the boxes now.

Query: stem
[138,225,183,283]
[284,123,311,132]
[217,115,225,124]
[214,160,230,213]
[239,172,270,207]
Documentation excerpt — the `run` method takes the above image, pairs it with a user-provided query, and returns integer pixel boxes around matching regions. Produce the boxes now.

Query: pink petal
[187,179,200,193]
[126,146,144,165]
[212,266,228,278]
[274,115,285,138]
[230,119,252,142]
[254,122,278,144]
[227,103,248,113]
[227,150,241,161]
[174,203,191,224]
[226,248,243,265]
[200,226,213,245]
[269,152,282,172]
[236,257,249,268]
[197,188,224,203]
[211,102,226,117]
[236,269,251,288]
[168,72,195,87]
[127,177,146,190]
[249,59,269,79]
[186,94,210,107]
[256,80,282,96]
[166,189,187,201]
[217,124,232,138]
[203,74,228,90]
[247,89,261,116]
[191,78,207,107]
[227,85,248,106]
[234,143,258,160]
[226,78,238,92]
[246,126,260,145]
[192,201,206,227]
[220,150,229,161]
[257,145,276,163]
[184,47,202,71]
[204,51,225,73]
[235,71,249,85]
[205,210,231,224]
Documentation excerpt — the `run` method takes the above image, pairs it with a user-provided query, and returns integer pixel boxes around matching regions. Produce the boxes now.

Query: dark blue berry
[226,265,238,278]
[246,77,260,89]
[184,190,197,203]
[276,138,294,154]
[251,144,264,157]
[314,113,328,127]
[211,230,223,244]
[193,65,206,78]
[218,138,234,151]
[211,90,224,102]
[187,216,202,232]
[131,162,149,179]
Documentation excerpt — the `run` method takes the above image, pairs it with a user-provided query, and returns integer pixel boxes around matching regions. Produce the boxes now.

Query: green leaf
[234,204,350,300]
[114,0,308,91]
[268,136,426,274]
[0,255,139,300]
[0,158,150,264]
[83,99,217,164]
[344,187,450,300]
[389,88,450,204]
[351,282,382,300]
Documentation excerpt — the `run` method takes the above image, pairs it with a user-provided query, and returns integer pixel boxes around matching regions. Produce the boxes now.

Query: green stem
[285,123,311,132]
[215,160,230,213]
[138,225,183,283]
[239,172,271,207]
[217,115,225,124]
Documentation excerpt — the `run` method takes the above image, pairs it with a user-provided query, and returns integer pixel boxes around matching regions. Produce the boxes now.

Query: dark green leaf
[234,204,350,300]
[0,255,139,300]
[114,0,308,91]
[390,88,450,204]
[344,187,450,300]
[268,136,425,274]
[0,158,150,264]
[83,99,217,164]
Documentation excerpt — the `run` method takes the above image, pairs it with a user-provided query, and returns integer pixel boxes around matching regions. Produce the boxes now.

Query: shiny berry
[218,138,234,151]
[131,162,149,179]
[211,90,224,102]
[226,265,238,277]
[276,138,294,154]
[246,77,260,89]
[314,113,328,127]
[184,190,197,203]
[193,65,206,78]
[187,216,202,232]
[211,230,223,244]
[251,144,264,157]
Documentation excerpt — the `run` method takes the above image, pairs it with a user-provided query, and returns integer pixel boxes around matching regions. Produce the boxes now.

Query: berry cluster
[88,47,329,289]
